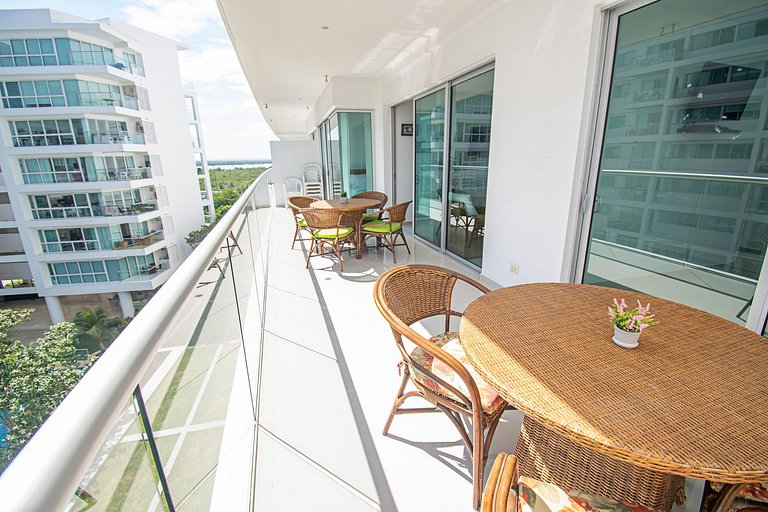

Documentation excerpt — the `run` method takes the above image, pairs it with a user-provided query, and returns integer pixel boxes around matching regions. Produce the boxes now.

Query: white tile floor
[251,207,704,512]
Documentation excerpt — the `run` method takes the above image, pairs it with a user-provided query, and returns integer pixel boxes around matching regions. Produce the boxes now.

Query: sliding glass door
[319,111,373,199]
[581,0,768,328]
[414,90,446,247]
[447,70,494,267]
[413,67,494,267]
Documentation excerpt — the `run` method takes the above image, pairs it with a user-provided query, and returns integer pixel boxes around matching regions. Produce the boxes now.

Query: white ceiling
[216,0,504,139]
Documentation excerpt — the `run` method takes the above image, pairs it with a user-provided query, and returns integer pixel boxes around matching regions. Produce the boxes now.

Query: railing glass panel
[0,170,273,511]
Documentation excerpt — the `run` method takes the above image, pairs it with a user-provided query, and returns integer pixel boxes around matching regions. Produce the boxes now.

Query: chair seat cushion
[363,221,402,234]
[296,218,308,227]
[709,482,768,504]
[362,212,379,223]
[409,332,505,414]
[312,227,354,239]
[520,476,662,512]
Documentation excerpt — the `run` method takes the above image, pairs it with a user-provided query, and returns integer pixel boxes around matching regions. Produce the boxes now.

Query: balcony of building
[0,171,724,512]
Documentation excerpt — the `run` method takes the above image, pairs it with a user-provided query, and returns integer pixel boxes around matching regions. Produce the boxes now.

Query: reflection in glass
[583,0,768,326]
[447,70,494,267]
[66,395,166,512]
[414,89,446,247]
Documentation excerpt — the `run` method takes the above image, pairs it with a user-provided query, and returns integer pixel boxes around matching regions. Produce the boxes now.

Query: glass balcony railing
[22,166,152,184]
[32,200,158,219]
[86,131,146,145]
[76,92,140,110]
[12,131,146,147]
[0,169,272,511]
[116,230,164,249]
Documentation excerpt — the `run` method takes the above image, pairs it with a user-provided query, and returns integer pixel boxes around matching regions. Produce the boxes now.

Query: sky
[0,0,277,160]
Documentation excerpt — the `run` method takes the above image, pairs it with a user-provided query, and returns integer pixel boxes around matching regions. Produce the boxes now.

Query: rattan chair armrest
[482,453,520,512]
[384,309,485,413]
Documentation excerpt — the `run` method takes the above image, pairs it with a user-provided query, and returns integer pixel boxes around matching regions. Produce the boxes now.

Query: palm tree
[72,308,127,354]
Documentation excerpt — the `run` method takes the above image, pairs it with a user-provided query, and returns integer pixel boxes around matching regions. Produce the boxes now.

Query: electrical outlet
[510,263,520,274]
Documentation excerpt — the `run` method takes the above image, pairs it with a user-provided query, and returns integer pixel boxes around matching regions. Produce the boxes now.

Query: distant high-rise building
[0,9,214,322]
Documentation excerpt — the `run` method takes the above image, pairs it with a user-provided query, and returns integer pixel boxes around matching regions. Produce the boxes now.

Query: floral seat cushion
[409,332,505,414]
[520,475,662,512]
[709,482,768,505]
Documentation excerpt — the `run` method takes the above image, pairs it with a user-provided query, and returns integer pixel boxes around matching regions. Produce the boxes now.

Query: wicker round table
[460,283,768,512]
[310,198,380,259]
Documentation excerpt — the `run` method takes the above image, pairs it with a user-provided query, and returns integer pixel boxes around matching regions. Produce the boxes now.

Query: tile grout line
[258,424,381,511]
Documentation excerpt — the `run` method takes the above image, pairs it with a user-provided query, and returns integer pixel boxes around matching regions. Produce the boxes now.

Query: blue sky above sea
[0,0,277,160]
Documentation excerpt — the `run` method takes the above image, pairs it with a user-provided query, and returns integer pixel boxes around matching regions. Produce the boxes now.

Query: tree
[213,187,241,219]
[0,309,91,471]
[73,307,127,354]
[185,222,215,249]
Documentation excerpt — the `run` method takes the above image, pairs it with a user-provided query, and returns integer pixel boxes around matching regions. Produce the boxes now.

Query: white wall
[307,76,388,193]
[379,0,603,286]
[392,100,413,217]
[269,140,320,206]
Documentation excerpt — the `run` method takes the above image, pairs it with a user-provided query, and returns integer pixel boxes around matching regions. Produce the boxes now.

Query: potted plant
[608,298,658,348]
[340,191,348,204]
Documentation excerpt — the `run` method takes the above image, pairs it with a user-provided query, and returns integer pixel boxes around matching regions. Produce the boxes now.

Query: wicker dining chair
[483,452,669,512]
[362,201,412,263]
[353,191,389,223]
[286,195,317,249]
[374,264,508,510]
[300,207,355,271]
[700,482,768,512]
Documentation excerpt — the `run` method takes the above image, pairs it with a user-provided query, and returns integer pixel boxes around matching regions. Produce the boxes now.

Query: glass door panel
[338,112,373,196]
[582,0,768,326]
[414,89,446,247]
[447,70,494,267]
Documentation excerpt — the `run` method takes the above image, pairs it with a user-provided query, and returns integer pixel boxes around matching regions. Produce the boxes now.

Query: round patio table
[310,198,380,259]
[460,283,768,512]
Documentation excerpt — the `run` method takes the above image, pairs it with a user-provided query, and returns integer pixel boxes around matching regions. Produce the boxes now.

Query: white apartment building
[0,9,213,322]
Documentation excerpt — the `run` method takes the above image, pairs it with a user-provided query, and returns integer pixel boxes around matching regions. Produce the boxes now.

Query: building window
[0,38,57,67]
[48,261,109,284]
[39,228,100,252]
[29,193,100,219]
[0,80,65,107]
[10,119,78,147]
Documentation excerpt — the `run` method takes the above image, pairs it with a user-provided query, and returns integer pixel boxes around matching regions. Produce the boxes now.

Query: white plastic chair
[302,163,323,199]
[283,177,303,208]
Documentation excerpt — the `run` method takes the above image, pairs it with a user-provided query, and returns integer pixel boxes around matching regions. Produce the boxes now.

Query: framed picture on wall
[401,123,413,136]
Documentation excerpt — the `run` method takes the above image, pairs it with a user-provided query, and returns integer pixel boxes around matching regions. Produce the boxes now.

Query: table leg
[354,213,364,259]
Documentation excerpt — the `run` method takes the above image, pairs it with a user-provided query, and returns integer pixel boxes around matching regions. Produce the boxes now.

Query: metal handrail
[0,168,272,511]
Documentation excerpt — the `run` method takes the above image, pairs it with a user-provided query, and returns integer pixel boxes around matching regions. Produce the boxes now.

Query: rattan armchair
[353,191,389,223]
[374,264,507,510]
[483,452,670,512]
[701,482,768,512]
[300,207,355,271]
[286,195,317,249]
[362,201,411,263]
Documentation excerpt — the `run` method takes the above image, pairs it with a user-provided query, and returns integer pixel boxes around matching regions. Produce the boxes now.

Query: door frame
[411,62,495,272]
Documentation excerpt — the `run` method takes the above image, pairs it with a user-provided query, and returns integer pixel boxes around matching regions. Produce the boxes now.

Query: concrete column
[118,291,135,318]
[44,296,65,324]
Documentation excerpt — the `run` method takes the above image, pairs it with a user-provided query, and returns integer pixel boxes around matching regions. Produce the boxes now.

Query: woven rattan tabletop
[460,283,768,483]
[310,198,380,211]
